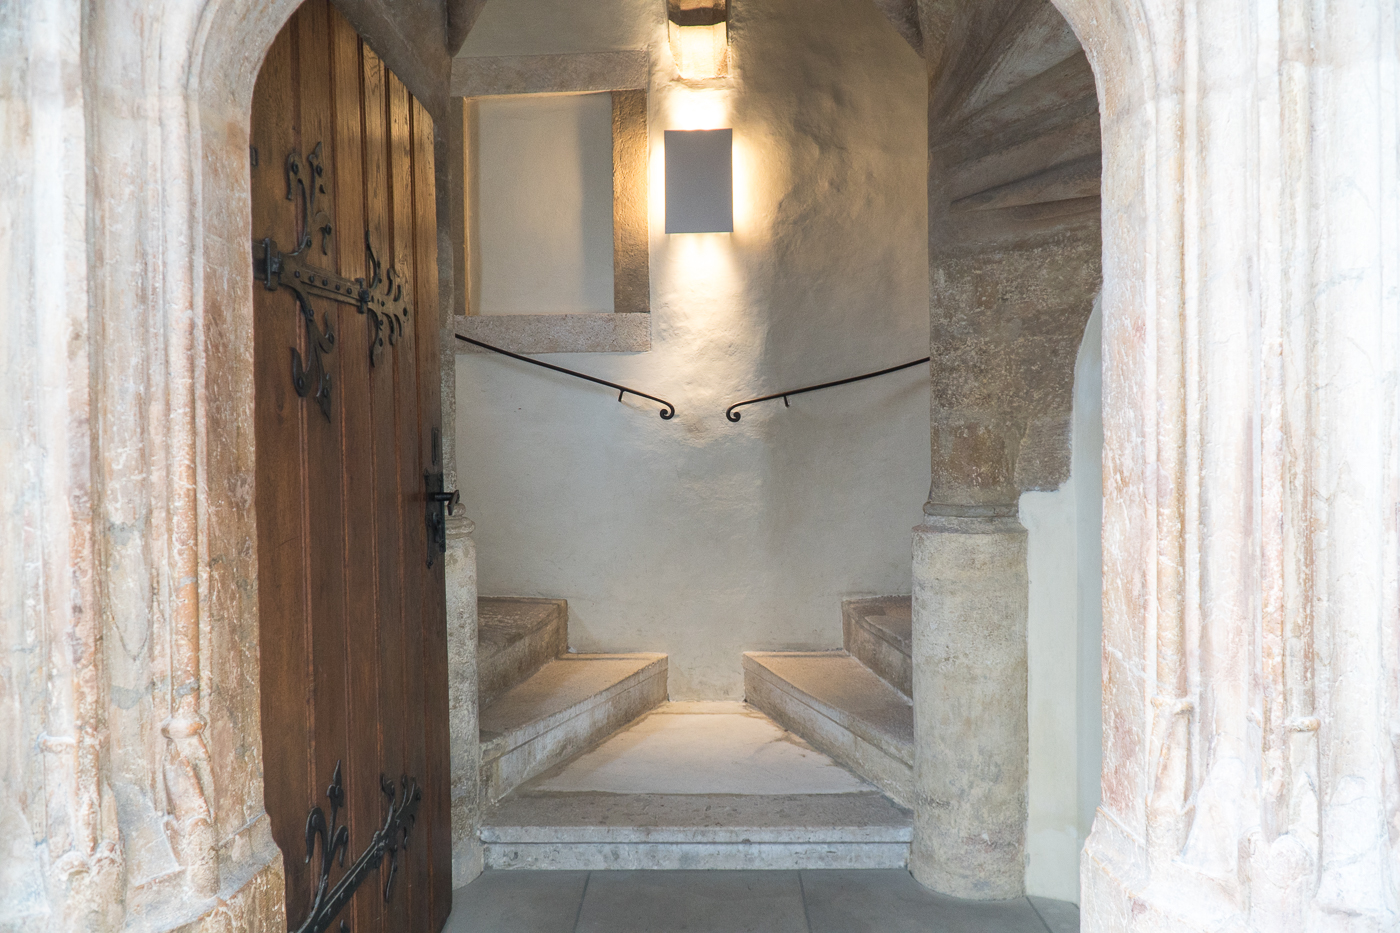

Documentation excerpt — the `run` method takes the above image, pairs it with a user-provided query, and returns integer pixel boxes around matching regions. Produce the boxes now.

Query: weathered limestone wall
[0,0,467,928]
[1071,0,1400,925]
[898,0,1400,923]
[452,0,930,699]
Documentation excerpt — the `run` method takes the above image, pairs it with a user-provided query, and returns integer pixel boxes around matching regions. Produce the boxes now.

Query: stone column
[910,509,1029,899]
[445,514,484,888]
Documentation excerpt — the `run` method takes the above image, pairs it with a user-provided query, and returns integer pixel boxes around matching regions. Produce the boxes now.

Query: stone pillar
[445,514,484,888]
[910,510,1028,899]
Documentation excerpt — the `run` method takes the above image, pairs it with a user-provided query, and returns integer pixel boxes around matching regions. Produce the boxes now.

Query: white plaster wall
[1021,299,1102,902]
[476,93,616,314]
[455,0,928,698]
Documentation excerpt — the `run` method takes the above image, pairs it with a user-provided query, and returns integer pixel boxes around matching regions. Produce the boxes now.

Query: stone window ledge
[453,313,651,354]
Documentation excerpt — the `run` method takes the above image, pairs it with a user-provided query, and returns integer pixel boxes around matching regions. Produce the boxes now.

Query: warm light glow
[669,21,728,80]
[670,90,730,131]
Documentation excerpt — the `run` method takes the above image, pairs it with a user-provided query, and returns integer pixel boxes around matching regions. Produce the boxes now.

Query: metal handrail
[455,334,677,420]
[725,356,930,423]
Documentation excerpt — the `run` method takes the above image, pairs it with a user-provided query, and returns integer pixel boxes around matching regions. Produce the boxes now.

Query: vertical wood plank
[256,11,449,933]
[412,95,453,931]
[326,8,384,933]
[387,69,429,933]
[251,17,314,922]
[292,1,353,926]
[361,41,413,931]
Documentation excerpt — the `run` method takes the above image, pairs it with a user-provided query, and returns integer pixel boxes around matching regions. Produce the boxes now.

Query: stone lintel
[452,51,649,98]
[454,313,651,354]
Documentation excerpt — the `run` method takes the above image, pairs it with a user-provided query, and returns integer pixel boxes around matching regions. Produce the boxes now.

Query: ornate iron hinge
[253,143,414,420]
[294,761,423,933]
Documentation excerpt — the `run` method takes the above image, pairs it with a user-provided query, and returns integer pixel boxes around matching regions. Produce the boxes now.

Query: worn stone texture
[6,0,1400,928]
[451,50,650,97]
[907,0,1400,926]
[743,652,914,809]
[910,515,1030,899]
[445,515,484,888]
[841,596,913,697]
[0,0,461,928]
[477,597,568,708]
[454,312,652,354]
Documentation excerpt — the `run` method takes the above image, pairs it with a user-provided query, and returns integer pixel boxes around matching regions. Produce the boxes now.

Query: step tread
[844,596,912,657]
[478,596,567,655]
[483,791,912,844]
[481,654,667,758]
[743,652,913,763]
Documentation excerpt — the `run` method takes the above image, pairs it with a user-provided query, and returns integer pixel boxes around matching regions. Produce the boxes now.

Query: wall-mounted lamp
[665,129,733,233]
[668,0,729,79]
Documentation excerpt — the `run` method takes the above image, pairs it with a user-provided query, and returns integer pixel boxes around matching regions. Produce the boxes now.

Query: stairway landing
[483,702,912,871]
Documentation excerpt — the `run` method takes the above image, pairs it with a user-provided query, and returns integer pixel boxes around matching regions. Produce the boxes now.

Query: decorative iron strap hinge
[253,143,414,420]
[294,761,423,933]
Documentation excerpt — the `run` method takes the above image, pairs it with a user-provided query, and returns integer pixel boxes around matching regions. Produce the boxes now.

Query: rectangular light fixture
[664,128,733,234]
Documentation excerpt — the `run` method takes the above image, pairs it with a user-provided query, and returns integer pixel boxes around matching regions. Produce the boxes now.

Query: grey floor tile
[444,871,589,933]
[1028,896,1079,933]
[575,870,809,933]
[801,870,1050,933]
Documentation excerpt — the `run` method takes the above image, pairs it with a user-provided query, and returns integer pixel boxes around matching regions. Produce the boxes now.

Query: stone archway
[895,0,1400,929]
[5,0,1398,929]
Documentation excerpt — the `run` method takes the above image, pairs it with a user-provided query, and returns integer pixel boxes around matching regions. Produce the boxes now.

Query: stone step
[480,654,668,802]
[743,651,914,808]
[478,597,569,707]
[842,595,912,698]
[482,792,912,870]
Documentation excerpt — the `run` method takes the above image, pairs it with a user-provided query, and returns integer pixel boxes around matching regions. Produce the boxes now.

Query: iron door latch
[425,471,459,567]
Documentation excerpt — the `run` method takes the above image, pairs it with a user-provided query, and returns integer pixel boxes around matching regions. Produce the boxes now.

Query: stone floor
[456,701,1079,930]
[442,869,1080,933]
[528,701,875,795]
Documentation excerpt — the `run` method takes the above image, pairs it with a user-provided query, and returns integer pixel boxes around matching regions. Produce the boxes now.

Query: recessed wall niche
[453,51,651,353]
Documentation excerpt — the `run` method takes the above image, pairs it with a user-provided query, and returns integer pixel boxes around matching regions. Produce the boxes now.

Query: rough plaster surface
[453,0,930,700]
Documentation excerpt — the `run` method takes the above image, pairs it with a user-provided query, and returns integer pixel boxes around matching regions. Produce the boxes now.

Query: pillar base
[910,514,1028,899]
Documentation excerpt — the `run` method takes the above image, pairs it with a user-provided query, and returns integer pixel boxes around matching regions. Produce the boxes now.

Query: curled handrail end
[725,408,742,423]
[660,406,676,421]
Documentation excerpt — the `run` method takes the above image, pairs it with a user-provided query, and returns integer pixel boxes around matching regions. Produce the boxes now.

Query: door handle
[424,472,458,567]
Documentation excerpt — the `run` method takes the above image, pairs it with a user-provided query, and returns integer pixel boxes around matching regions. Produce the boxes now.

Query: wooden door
[251,3,451,931]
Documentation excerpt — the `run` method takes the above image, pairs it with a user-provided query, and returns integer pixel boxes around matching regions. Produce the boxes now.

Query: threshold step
[480,653,667,801]
[743,651,913,808]
[483,791,911,870]
[478,597,568,707]
[842,596,912,698]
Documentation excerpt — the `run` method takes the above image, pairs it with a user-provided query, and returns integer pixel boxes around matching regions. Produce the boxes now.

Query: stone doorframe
[904,0,1400,928]
[6,0,1396,930]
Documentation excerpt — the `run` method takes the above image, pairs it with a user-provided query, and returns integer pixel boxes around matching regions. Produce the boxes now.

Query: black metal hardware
[254,143,414,419]
[294,761,422,933]
[455,334,677,420]
[425,471,458,568]
[724,356,931,422]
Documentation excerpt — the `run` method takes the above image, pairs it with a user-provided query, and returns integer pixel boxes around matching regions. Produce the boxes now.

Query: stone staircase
[477,597,668,802]
[744,596,914,808]
[478,597,912,870]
